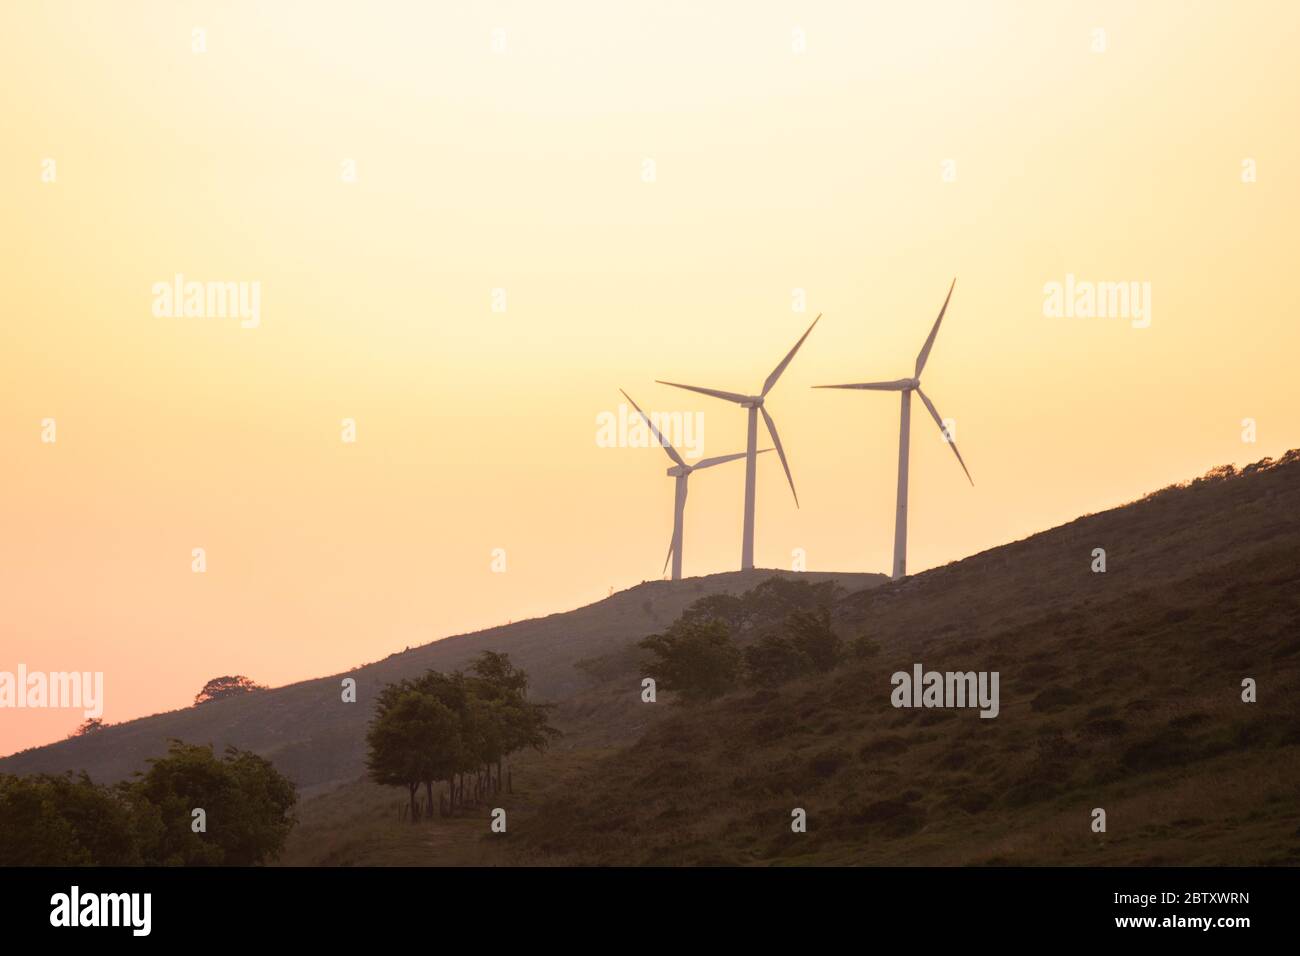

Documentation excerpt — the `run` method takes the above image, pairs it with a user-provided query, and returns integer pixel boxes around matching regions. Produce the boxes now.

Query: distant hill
[0,569,881,795]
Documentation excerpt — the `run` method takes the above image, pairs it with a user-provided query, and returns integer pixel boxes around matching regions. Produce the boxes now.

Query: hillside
[282,451,1300,865]
[506,452,1300,864]
[0,570,880,795]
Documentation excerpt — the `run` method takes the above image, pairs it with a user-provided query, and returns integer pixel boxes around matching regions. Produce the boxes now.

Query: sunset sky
[3,0,1298,755]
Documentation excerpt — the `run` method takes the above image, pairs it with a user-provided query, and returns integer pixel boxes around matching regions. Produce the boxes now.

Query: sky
[2,0,1298,755]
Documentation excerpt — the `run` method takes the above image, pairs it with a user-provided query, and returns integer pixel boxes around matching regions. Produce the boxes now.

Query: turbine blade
[761,314,821,397]
[663,534,674,576]
[655,381,750,404]
[812,379,911,391]
[916,387,973,486]
[620,389,685,468]
[693,451,747,469]
[693,449,772,470]
[760,406,799,508]
[915,278,956,377]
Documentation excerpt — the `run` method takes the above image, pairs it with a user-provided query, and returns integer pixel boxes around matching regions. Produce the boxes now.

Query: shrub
[743,635,811,687]
[640,618,741,703]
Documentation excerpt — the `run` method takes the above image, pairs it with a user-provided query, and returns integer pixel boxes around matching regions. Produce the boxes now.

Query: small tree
[220,749,300,863]
[69,717,105,738]
[408,671,475,811]
[679,593,746,628]
[850,633,881,659]
[743,634,811,687]
[369,685,452,821]
[128,740,296,864]
[368,659,560,820]
[786,607,842,672]
[470,651,529,694]
[193,675,265,706]
[640,618,741,703]
[0,750,292,866]
[0,774,102,865]
[468,652,558,792]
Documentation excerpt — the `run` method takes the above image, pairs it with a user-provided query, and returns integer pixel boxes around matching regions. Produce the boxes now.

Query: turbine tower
[814,281,971,580]
[657,314,820,571]
[621,390,767,581]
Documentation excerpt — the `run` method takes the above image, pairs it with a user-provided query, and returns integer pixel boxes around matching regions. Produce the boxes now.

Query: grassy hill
[0,569,879,796]
[283,450,1300,865]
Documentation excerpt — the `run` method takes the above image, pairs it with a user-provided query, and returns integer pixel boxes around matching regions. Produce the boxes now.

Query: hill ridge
[0,569,878,793]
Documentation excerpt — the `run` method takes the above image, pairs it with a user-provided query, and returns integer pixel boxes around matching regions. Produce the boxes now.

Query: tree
[69,717,105,737]
[218,749,300,864]
[40,771,149,865]
[367,683,461,821]
[676,577,841,633]
[786,607,843,672]
[0,746,294,866]
[743,634,812,687]
[745,577,839,624]
[409,671,477,811]
[850,633,881,659]
[128,740,296,864]
[679,593,746,628]
[470,651,529,694]
[640,618,741,702]
[368,657,560,819]
[468,652,558,793]
[0,774,91,865]
[193,675,265,705]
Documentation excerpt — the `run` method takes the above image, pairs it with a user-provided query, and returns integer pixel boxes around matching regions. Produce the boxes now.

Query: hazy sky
[3,1,1298,755]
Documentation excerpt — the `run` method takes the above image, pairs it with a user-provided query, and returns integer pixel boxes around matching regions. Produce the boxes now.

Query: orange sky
[3,0,1299,755]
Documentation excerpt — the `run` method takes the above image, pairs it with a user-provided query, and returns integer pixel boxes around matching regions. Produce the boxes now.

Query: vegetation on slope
[367,652,558,821]
[505,452,1300,865]
[0,570,879,794]
[0,741,297,866]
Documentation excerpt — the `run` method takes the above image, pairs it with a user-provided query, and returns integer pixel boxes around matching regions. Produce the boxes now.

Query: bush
[744,635,812,687]
[193,675,265,705]
[640,619,741,703]
[0,771,163,867]
[786,607,843,672]
[129,740,297,865]
[0,742,296,866]
[850,634,882,658]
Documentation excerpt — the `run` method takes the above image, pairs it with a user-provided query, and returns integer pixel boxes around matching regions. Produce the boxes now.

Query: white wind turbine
[814,280,971,580]
[657,314,820,571]
[621,390,768,581]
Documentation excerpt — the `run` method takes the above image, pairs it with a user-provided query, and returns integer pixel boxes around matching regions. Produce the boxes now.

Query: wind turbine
[621,390,768,581]
[814,280,971,580]
[657,314,820,571]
